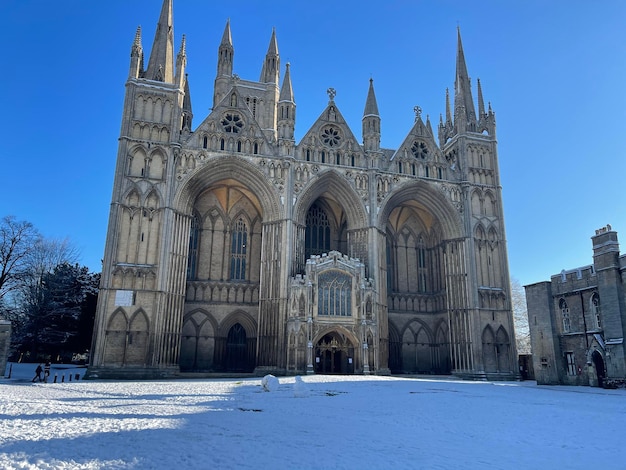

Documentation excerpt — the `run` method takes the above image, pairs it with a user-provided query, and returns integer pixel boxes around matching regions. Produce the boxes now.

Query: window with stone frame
[566,352,576,376]
[591,293,601,329]
[230,217,248,280]
[411,140,429,159]
[221,113,244,133]
[187,214,200,279]
[560,299,571,333]
[318,270,352,316]
[305,203,331,259]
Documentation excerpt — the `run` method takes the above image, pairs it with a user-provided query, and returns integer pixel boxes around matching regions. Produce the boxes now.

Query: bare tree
[0,216,41,301]
[511,277,531,354]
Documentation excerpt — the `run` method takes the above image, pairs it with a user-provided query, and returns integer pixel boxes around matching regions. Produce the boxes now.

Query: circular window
[411,141,428,159]
[321,126,342,148]
[221,113,244,133]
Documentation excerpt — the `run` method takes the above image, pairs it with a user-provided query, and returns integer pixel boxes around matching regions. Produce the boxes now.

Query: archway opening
[225,323,252,372]
[592,350,605,388]
[314,332,355,374]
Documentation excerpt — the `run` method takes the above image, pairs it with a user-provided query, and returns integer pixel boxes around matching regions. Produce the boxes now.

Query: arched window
[305,203,331,260]
[220,138,225,151]
[591,293,601,329]
[187,214,200,279]
[230,217,248,280]
[253,142,259,154]
[560,299,570,333]
[417,236,427,293]
[318,270,352,316]
[203,136,208,149]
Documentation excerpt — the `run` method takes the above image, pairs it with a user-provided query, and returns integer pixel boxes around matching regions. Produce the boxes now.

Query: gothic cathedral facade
[87,0,518,380]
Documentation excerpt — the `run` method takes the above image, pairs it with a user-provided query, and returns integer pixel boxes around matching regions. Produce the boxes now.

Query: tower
[87,1,518,380]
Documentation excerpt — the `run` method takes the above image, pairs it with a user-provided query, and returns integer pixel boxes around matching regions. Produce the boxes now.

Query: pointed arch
[293,169,367,230]
[180,309,218,371]
[378,179,462,238]
[482,325,497,372]
[126,309,149,365]
[176,156,281,221]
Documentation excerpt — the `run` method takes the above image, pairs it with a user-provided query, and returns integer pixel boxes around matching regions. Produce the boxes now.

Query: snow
[2,363,626,469]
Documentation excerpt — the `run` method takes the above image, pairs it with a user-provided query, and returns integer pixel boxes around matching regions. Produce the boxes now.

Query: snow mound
[293,375,309,398]
[261,374,279,392]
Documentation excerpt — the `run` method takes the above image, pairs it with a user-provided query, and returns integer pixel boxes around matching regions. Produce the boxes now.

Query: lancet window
[305,203,331,259]
[230,217,248,280]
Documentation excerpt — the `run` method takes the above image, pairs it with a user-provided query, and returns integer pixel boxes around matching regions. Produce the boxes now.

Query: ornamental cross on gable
[327,87,336,101]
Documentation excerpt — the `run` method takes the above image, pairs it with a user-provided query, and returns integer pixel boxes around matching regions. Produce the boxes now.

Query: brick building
[525,226,626,386]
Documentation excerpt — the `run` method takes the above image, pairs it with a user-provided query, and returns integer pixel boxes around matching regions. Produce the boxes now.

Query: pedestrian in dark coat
[32,364,43,382]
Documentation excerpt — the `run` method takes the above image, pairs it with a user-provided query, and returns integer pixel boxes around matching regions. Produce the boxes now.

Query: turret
[278,63,295,156]
[145,0,174,83]
[129,26,144,79]
[260,28,280,85]
[362,78,381,152]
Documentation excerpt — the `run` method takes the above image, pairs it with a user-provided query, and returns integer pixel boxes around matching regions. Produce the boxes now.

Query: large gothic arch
[176,155,282,221]
[377,180,462,237]
[293,169,368,230]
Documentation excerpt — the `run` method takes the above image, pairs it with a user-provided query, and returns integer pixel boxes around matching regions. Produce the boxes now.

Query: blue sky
[1,1,624,287]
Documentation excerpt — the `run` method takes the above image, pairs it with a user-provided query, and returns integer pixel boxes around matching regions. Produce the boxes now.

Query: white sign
[115,290,134,307]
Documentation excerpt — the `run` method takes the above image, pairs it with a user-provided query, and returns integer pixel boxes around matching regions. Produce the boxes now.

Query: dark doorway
[225,323,250,372]
[314,332,354,374]
[592,350,605,388]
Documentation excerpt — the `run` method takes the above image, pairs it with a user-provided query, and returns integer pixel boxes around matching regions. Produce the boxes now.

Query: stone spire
[175,34,187,89]
[260,28,280,84]
[217,19,234,77]
[453,27,476,130]
[129,26,144,79]
[279,62,294,103]
[145,0,174,83]
[181,74,193,132]
[278,63,296,155]
[363,78,380,117]
[477,78,485,117]
[362,78,381,153]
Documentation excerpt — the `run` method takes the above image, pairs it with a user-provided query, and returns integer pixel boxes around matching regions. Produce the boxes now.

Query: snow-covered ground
[2,363,625,470]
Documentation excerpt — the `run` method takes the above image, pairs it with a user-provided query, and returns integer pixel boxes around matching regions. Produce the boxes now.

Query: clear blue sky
[1,1,624,287]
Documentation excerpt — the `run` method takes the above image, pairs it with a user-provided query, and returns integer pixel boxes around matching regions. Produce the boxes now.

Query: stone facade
[86,0,518,380]
[525,226,626,386]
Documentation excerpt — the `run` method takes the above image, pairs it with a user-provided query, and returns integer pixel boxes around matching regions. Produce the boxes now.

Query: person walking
[32,364,43,382]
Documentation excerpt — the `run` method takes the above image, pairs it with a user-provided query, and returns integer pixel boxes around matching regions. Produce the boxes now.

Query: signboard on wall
[115,290,134,307]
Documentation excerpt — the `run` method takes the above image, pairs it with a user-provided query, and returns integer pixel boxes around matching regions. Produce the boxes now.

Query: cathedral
[86,0,518,380]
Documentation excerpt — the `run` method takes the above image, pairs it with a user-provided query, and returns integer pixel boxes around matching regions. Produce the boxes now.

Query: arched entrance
[225,323,251,372]
[592,350,606,388]
[314,332,355,374]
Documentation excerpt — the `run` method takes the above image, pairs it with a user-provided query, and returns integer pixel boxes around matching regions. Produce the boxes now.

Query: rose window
[321,127,341,148]
[221,113,244,133]
[411,141,429,159]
